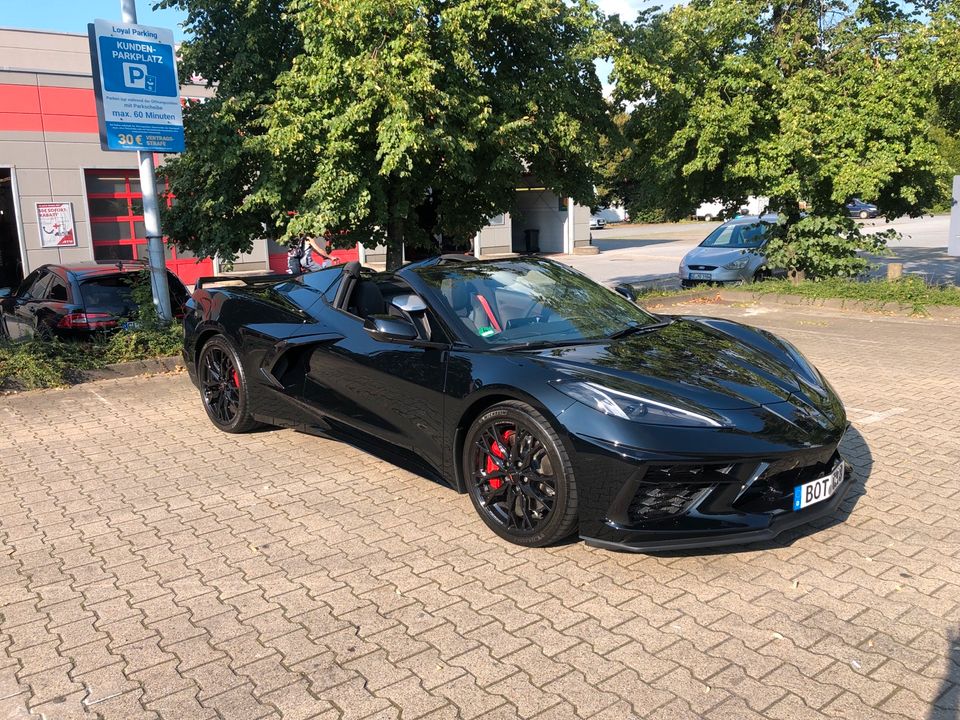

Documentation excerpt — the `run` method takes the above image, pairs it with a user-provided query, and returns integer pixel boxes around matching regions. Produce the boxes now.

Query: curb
[638,288,960,319]
[80,355,183,383]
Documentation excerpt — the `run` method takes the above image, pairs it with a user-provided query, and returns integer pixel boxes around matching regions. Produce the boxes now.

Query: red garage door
[85,170,212,285]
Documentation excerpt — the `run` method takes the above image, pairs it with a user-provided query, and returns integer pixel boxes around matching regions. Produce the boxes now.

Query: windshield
[414,258,660,347]
[699,221,771,249]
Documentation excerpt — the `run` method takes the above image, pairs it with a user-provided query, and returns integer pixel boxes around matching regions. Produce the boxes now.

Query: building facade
[0,27,591,291]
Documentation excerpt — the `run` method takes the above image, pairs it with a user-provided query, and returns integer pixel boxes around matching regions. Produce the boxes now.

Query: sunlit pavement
[1,298,958,719]
[563,214,958,288]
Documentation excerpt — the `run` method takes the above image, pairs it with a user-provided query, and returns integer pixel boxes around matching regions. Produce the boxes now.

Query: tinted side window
[46,276,69,302]
[17,270,43,298]
[29,273,54,301]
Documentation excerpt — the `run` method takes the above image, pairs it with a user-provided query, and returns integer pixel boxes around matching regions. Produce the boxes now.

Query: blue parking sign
[88,19,184,153]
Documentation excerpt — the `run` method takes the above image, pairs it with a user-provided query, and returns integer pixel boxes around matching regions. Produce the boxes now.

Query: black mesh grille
[628,483,711,521]
[626,464,733,522]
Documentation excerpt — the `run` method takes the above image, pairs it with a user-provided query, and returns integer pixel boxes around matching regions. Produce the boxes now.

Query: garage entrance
[510,188,568,254]
[0,169,24,290]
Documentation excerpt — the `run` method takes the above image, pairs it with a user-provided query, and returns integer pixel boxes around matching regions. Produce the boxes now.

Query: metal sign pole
[949,175,960,258]
[120,0,173,322]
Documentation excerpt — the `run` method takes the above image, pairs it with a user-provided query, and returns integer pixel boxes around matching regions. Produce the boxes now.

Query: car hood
[526,318,840,420]
[682,246,763,265]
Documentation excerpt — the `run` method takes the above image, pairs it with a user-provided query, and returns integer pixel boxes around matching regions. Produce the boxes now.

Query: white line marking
[847,407,908,425]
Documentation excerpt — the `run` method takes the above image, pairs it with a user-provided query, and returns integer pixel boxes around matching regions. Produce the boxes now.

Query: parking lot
[1,300,958,719]
[569,215,958,288]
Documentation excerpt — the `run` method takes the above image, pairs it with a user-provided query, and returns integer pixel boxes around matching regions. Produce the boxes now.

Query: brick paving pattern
[0,302,958,719]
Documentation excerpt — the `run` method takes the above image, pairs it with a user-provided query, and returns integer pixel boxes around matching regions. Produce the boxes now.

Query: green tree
[155,0,302,261]
[159,0,610,269]
[608,0,951,278]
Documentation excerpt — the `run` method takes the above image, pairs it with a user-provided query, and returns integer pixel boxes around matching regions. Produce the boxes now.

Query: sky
[0,0,191,41]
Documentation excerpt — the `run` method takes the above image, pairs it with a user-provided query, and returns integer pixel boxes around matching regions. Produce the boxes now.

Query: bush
[763,214,893,280]
[0,327,183,392]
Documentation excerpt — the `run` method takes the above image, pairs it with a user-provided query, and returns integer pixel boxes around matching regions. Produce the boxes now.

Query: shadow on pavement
[867,246,960,285]
[930,629,960,719]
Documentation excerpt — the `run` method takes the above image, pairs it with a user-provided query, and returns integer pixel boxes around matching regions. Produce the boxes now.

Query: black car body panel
[183,258,851,551]
[0,262,190,341]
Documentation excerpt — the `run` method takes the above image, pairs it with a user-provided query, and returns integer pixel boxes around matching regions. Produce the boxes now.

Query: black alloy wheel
[463,401,578,547]
[198,335,259,433]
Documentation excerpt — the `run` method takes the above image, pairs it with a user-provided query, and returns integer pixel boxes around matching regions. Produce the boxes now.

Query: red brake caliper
[486,429,514,489]
[231,369,240,387]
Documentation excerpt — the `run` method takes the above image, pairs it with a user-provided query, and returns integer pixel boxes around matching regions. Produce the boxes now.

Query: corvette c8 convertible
[183,255,852,552]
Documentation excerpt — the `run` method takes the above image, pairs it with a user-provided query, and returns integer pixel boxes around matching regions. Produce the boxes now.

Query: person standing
[287,235,334,274]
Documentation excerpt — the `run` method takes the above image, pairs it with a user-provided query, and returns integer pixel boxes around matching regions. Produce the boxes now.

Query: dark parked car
[846,198,879,219]
[184,256,851,552]
[0,262,190,341]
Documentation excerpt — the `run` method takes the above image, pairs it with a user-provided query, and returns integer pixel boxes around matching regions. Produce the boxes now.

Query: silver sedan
[679,215,778,287]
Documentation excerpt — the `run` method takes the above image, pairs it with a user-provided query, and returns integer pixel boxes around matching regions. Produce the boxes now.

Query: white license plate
[793,463,844,511]
[689,272,712,280]
[121,320,139,331]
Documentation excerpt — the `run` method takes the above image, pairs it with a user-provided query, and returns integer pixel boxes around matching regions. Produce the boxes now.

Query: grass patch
[0,325,182,392]
[749,276,960,314]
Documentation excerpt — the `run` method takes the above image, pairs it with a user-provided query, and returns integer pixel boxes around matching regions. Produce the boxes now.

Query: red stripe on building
[38,86,97,116]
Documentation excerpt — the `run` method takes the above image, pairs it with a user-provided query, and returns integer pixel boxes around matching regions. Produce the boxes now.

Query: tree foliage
[607,0,958,278]
[158,0,609,268]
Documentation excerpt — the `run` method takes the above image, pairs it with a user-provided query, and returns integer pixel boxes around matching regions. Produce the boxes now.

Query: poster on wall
[36,202,78,248]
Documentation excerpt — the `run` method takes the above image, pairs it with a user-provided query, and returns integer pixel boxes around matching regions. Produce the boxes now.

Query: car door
[303,286,449,472]
[4,269,51,340]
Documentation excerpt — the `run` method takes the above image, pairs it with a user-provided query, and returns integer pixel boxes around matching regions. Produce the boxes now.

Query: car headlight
[723,257,750,270]
[550,380,726,428]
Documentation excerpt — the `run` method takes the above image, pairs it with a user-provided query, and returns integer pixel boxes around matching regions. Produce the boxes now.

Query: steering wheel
[518,298,554,324]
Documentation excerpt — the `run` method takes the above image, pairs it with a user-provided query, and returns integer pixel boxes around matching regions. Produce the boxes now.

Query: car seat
[349,279,386,318]
[449,281,500,336]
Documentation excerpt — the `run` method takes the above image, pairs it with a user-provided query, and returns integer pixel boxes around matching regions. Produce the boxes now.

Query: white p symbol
[123,63,148,89]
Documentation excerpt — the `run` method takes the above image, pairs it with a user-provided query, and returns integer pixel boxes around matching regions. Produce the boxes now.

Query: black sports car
[183,256,851,552]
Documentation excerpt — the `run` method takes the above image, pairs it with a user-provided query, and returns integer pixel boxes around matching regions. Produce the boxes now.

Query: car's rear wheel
[859,210,869,219]
[463,401,578,547]
[197,335,260,433]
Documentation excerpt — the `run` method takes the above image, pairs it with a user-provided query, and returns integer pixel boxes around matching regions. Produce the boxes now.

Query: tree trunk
[386,212,404,271]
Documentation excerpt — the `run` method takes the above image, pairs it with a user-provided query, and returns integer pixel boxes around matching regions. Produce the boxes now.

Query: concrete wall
[510,189,567,254]
[476,214,512,257]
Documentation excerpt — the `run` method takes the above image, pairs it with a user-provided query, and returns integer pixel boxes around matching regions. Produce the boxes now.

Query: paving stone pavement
[1,302,958,720]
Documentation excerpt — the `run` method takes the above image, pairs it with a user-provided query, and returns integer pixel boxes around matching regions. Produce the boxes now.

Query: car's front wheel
[197,335,260,433]
[463,401,578,547]
[859,210,869,219]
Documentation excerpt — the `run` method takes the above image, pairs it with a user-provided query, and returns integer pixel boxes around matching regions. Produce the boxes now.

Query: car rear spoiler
[194,273,289,289]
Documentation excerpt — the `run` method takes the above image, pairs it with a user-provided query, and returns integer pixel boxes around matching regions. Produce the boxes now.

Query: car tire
[753,267,771,283]
[197,335,260,433]
[703,214,714,222]
[859,210,869,219]
[462,400,578,547]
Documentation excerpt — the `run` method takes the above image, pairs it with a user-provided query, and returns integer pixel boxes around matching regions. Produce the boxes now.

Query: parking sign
[87,19,184,153]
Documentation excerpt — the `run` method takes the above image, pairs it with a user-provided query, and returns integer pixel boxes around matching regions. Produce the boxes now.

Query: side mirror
[364,315,419,342]
[391,293,427,314]
[0,288,10,299]
[614,284,637,302]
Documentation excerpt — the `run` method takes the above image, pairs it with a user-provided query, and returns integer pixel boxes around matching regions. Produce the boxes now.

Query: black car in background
[183,256,851,552]
[0,262,189,341]
[845,198,879,219]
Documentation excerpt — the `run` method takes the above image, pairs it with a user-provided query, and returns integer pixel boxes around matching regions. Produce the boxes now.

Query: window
[488,214,505,226]
[85,170,190,264]
[47,276,69,302]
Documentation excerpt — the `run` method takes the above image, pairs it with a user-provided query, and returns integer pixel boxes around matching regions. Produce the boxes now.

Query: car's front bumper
[562,406,851,552]
[581,458,852,552]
